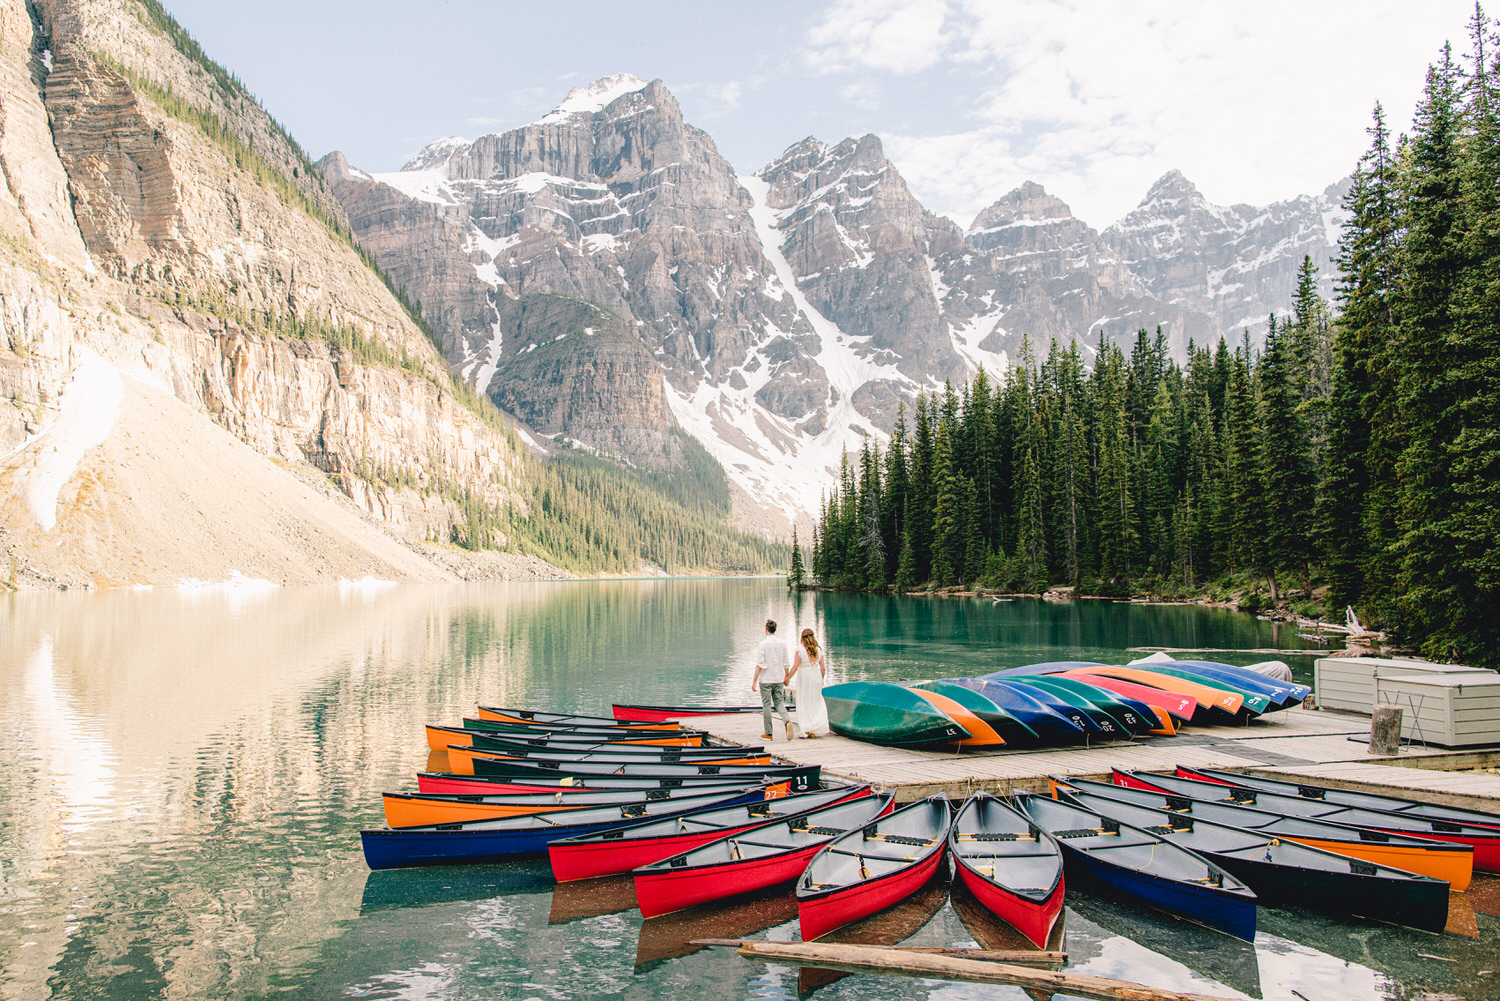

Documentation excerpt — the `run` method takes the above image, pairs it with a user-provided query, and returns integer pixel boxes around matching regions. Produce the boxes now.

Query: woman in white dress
[786,628,829,738]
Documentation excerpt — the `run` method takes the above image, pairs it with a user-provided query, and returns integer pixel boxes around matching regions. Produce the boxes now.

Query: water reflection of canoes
[547,874,638,923]
[634,887,798,971]
[949,877,1066,953]
[796,872,951,995]
[1064,892,1263,1000]
[359,859,554,914]
[1255,904,1490,994]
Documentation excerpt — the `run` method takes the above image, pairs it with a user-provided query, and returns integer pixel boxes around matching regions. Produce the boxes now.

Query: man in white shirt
[751,618,793,739]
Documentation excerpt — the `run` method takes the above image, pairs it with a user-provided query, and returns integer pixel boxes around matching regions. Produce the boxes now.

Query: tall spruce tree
[788,525,806,588]
[1393,47,1468,649]
[1323,104,1400,610]
[1259,315,1318,597]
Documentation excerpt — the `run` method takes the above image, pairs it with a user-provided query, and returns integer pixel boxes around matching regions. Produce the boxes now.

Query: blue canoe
[361,786,767,870]
[1168,660,1309,708]
[1013,792,1257,941]
[953,678,1092,743]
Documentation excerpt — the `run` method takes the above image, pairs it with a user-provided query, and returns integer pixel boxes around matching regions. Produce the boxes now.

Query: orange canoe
[909,689,1006,747]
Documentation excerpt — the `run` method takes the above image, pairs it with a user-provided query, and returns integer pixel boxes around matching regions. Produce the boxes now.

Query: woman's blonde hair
[800,628,819,661]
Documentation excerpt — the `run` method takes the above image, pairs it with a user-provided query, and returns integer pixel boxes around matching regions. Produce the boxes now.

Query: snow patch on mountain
[539,73,649,123]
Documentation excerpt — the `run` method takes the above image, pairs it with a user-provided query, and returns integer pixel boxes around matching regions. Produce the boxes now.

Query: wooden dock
[699,706,1500,806]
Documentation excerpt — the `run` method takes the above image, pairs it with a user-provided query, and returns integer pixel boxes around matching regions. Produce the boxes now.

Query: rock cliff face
[327,74,1347,532]
[0,0,542,586]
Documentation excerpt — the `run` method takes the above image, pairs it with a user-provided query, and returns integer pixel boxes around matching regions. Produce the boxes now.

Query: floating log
[868,945,1064,968]
[692,939,1237,1001]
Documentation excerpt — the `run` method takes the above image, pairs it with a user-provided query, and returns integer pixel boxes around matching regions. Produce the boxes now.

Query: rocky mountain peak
[1141,168,1200,205]
[538,73,650,123]
[402,136,468,172]
[966,181,1095,258]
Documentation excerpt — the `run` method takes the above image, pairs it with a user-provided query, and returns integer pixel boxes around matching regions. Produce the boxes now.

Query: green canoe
[824,681,971,747]
[908,680,1041,746]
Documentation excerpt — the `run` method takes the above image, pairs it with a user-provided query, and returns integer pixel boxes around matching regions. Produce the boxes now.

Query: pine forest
[805,12,1500,667]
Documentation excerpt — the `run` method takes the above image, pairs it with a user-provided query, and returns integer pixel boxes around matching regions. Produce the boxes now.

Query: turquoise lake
[1,577,1493,1000]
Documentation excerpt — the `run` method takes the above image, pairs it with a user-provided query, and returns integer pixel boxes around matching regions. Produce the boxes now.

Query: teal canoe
[908,680,1041,746]
[823,682,971,747]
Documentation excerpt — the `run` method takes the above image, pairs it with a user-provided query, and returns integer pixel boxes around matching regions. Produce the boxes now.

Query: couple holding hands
[750,618,829,740]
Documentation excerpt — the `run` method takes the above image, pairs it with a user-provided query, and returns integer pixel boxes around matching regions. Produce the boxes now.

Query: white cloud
[839,80,882,110]
[805,0,956,74]
[705,81,744,116]
[804,0,1476,228]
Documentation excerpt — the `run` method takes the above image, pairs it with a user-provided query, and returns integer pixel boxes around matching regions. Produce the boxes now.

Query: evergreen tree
[1323,105,1399,610]
[930,419,958,587]
[1392,47,1468,647]
[908,395,936,581]
[788,525,806,588]
[1259,316,1318,597]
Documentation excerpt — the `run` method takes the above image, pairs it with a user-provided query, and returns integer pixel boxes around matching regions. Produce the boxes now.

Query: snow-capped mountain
[320,74,1346,534]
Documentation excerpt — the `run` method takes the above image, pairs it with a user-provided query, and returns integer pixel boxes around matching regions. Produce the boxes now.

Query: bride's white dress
[792,648,829,735]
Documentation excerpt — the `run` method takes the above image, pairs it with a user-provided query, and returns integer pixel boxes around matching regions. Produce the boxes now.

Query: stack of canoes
[363,699,1478,951]
[363,706,823,870]
[819,657,1311,750]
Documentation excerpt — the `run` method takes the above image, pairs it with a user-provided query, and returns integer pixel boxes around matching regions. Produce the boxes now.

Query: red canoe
[796,794,952,941]
[633,792,895,918]
[948,792,1065,949]
[548,785,872,881]
[612,703,786,723]
[1058,671,1197,722]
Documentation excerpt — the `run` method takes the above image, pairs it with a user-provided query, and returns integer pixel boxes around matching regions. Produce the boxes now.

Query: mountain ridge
[325,73,1346,534]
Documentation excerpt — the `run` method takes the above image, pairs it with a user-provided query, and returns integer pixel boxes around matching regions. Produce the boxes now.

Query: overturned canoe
[823,682,970,747]
[908,681,1040,746]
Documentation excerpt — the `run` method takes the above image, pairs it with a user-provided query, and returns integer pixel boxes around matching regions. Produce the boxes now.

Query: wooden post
[692,939,1238,1001]
[1370,705,1403,754]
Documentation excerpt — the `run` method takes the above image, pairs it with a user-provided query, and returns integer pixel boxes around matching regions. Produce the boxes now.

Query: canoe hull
[633,795,897,918]
[823,682,970,746]
[465,757,821,793]
[415,772,796,797]
[953,857,1064,950]
[549,787,870,882]
[797,841,946,941]
[1064,845,1257,941]
[361,790,764,869]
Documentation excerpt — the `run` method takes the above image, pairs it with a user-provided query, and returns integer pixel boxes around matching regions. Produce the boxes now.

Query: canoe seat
[866,834,935,846]
[1143,823,1192,836]
[956,833,1036,842]
[791,825,845,836]
[1052,825,1119,839]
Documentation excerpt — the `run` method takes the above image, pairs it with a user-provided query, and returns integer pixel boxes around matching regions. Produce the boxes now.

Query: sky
[160,0,1477,231]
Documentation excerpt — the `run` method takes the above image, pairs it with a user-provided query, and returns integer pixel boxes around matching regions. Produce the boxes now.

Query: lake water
[1,578,1493,1001]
